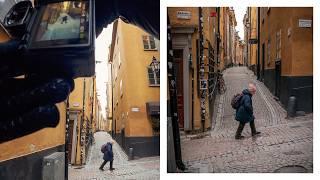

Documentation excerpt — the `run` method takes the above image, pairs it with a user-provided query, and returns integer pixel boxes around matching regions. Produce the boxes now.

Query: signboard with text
[177,11,192,20]
[299,19,312,28]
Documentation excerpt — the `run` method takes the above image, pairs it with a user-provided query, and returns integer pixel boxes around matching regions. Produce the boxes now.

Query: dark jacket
[103,142,114,161]
[235,89,255,123]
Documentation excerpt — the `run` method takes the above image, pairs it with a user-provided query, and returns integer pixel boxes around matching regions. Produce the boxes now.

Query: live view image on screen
[31,1,90,47]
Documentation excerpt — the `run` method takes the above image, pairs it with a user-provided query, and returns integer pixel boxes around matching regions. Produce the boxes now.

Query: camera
[2,0,96,78]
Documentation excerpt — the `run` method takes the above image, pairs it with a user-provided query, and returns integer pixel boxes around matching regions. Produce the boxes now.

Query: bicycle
[217,72,226,94]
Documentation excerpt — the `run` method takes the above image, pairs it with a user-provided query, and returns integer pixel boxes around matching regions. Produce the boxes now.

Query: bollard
[287,96,297,118]
[129,147,134,160]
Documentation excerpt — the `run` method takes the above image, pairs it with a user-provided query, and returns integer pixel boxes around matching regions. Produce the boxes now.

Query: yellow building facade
[259,7,313,113]
[0,101,66,179]
[109,19,160,157]
[67,77,95,165]
[168,7,221,132]
[245,7,258,72]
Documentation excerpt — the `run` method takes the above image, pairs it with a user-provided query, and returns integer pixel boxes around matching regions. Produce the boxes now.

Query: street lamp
[150,56,160,72]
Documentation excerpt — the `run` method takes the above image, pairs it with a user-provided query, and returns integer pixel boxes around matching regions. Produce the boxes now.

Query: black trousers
[99,160,113,169]
[235,120,257,137]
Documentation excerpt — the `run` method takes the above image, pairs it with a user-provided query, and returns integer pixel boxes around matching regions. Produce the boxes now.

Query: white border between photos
[160,0,319,180]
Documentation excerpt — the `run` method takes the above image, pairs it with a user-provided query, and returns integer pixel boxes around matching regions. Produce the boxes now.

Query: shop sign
[177,11,191,20]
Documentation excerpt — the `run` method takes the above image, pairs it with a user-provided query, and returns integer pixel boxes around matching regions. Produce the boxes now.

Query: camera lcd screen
[30,1,90,48]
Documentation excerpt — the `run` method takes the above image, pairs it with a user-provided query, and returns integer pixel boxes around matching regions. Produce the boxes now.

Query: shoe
[235,135,245,140]
[252,132,261,136]
[99,168,104,171]
[109,168,115,171]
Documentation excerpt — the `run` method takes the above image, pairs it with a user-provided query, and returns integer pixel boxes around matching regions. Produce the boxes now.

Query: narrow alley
[68,132,160,180]
[181,67,313,173]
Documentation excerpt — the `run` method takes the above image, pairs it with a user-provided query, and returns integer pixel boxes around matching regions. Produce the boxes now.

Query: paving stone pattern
[181,67,313,173]
[69,132,160,179]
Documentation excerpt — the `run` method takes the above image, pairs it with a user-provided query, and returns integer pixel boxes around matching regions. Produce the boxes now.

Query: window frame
[142,35,158,51]
[147,66,160,87]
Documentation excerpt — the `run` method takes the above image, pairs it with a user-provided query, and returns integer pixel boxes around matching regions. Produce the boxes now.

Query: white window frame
[120,79,123,97]
[142,35,158,50]
[147,66,160,86]
[118,51,121,68]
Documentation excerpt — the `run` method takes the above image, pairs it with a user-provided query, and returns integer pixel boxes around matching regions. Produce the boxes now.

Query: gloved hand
[0,0,159,143]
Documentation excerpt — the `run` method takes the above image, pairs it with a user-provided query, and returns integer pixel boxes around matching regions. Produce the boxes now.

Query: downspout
[65,97,70,180]
[81,78,86,164]
[198,7,206,132]
[111,64,114,138]
[217,7,220,70]
[167,15,186,171]
[257,7,261,80]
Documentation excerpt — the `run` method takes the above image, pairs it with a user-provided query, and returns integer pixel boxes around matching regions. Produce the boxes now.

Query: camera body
[3,0,96,78]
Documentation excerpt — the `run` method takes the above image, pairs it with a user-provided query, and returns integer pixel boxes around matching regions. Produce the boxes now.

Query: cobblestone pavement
[181,67,313,173]
[69,132,160,179]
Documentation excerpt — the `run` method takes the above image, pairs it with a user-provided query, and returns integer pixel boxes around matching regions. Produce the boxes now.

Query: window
[120,79,123,97]
[147,66,160,86]
[118,51,121,68]
[142,35,157,50]
[267,39,271,65]
[276,30,281,60]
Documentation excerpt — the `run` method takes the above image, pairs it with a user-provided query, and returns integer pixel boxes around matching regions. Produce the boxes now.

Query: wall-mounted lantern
[150,56,160,72]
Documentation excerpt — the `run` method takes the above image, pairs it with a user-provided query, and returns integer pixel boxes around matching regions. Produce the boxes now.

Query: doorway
[68,112,78,164]
[173,49,184,129]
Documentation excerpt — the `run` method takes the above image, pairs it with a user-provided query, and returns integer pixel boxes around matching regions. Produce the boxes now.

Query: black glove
[0,39,75,142]
[0,0,159,143]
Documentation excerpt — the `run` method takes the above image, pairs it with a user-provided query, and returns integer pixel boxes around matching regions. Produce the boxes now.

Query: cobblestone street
[69,132,159,179]
[181,67,313,173]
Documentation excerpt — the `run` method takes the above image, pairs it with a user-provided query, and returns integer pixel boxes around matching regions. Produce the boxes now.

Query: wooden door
[173,50,184,129]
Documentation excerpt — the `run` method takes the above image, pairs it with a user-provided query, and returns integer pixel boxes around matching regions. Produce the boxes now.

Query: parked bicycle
[217,72,226,94]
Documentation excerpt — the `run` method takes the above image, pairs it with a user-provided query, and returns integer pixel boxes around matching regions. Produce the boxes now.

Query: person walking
[99,140,115,171]
[235,82,261,139]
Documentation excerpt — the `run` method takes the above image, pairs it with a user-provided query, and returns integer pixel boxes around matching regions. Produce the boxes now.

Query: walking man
[235,82,261,139]
[99,140,115,171]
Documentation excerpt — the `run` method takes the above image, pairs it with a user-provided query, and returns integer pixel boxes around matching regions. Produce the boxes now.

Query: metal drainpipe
[111,64,114,138]
[167,15,186,171]
[199,7,206,132]
[81,78,86,164]
[217,7,220,69]
[257,7,261,80]
[65,97,70,180]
